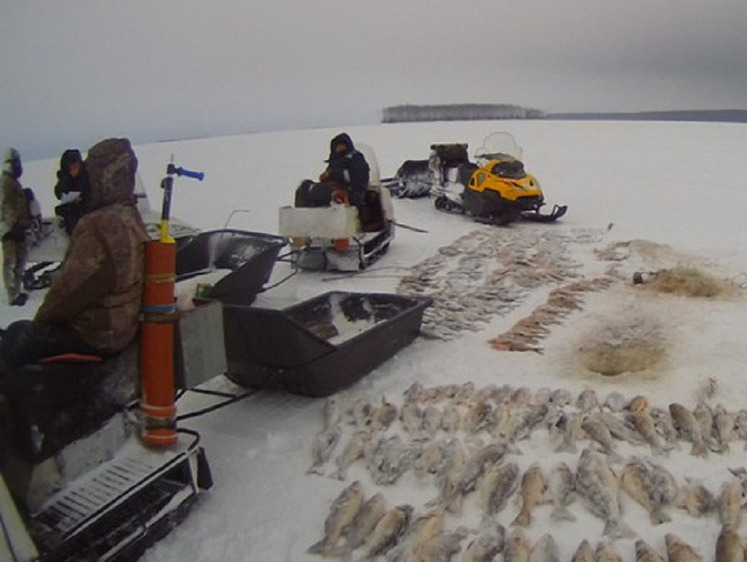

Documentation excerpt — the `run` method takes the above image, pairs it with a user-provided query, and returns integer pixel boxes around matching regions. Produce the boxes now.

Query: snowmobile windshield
[490,159,526,179]
[475,132,523,162]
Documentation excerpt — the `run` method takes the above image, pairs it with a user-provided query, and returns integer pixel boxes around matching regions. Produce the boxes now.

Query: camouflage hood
[84,138,138,211]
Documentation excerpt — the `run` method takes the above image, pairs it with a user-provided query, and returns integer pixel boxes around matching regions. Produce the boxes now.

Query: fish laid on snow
[664,533,703,562]
[598,411,646,446]
[575,448,634,539]
[350,398,375,429]
[333,430,371,480]
[504,403,549,442]
[480,461,520,519]
[635,539,665,562]
[625,395,649,413]
[576,388,601,412]
[603,391,627,412]
[570,540,595,562]
[718,478,745,528]
[625,410,674,455]
[676,478,716,517]
[372,397,398,431]
[367,435,421,485]
[387,510,444,562]
[669,403,709,457]
[511,463,547,527]
[530,534,560,562]
[548,461,576,521]
[358,504,413,561]
[649,407,680,446]
[413,526,469,562]
[461,525,505,562]
[307,480,365,556]
[322,397,341,431]
[715,524,744,562]
[620,459,672,524]
[595,539,623,562]
[555,412,585,454]
[414,437,447,479]
[693,401,719,451]
[399,402,424,435]
[713,405,736,453]
[504,528,531,562]
[308,425,342,475]
[440,404,461,433]
[437,442,511,514]
[582,414,620,458]
[341,492,388,555]
[462,399,494,434]
[422,405,443,437]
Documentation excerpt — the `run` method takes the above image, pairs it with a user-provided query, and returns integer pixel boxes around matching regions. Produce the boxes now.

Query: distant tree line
[382,104,546,123]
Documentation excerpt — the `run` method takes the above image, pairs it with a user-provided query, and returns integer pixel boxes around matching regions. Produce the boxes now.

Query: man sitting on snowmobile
[0,138,149,369]
[295,132,370,209]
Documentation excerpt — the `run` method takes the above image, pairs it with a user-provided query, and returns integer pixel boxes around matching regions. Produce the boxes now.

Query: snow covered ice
[6,119,747,561]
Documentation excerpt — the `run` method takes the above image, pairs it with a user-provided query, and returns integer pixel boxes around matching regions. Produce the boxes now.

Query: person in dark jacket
[53,149,89,234]
[295,133,370,208]
[0,138,149,369]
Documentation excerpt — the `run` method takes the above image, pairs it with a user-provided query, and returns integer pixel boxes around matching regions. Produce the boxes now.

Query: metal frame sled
[279,144,395,272]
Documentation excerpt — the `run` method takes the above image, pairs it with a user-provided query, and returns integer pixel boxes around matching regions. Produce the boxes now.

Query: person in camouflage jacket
[0,138,150,368]
[0,148,31,306]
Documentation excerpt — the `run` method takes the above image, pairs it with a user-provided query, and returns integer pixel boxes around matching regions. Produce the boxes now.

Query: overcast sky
[2,1,746,159]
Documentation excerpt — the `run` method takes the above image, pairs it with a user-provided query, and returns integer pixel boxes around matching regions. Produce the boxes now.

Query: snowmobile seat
[359,189,385,232]
[0,345,139,464]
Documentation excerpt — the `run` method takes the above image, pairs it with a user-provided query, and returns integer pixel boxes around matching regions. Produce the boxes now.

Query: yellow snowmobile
[432,132,567,225]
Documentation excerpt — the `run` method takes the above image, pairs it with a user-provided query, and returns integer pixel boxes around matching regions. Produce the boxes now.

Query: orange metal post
[140,240,178,446]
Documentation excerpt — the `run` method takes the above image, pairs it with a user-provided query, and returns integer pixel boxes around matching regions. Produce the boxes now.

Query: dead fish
[454,381,476,404]
[504,528,532,562]
[664,533,703,562]
[332,429,371,480]
[367,434,421,485]
[322,396,341,431]
[555,412,585,454]
[530,534,560,562]
[480,461,520,519]
[414,526,469,562]
[440,404,461,433]
[341,492,387,555]
[350,398,375,428]
[433,438,466,498]
[625,410,674,455]
[372,397,398,431]
[534,387,554,405]
[307,480,364,556]
[669,403,709,457]
[693,401,719,450]
[513,386,535,405]
[575,448,634,539]
[603,391,627,412]
[462,399,494,434]
[626,395,649,412]
[438,442,511,514]
[399,402,424,435]
[308,425,342,475]
[505,403,549,442]
[358,504,413,561]
[598,411,646,446]
[620,459,671,524]
[650,407,680,445]
[735,409,747,441]
[676,478,716,517]
[414,437,448,479]
[403,382,424,403]
[713,405,736,453]
[576,388,601,412]
[635,539,665,562]
[582,414,620,458]
[571,540,595,562]
[595,539,623,562]
[422,405,443,437]
[511,463,547,527]
[716,524,744,562]
[549,388,573,407]
[548,461,576,521]
[388,510,444,562]
[461,525,505,562]
[718,478,746,528]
